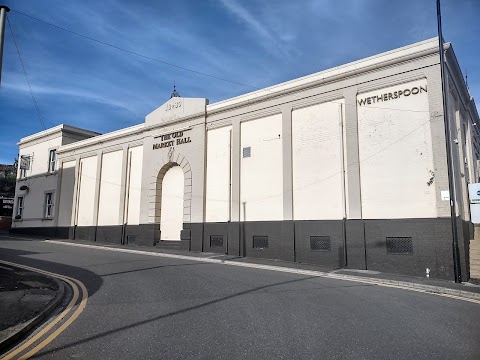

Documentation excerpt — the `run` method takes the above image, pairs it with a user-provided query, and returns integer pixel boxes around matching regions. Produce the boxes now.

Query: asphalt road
[1,236,479,360]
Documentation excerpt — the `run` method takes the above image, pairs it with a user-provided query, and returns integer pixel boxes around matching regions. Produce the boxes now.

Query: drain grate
[253,236,268,249]
[310,236,331,251]
[386,237,413,254]
[210,235,224,248]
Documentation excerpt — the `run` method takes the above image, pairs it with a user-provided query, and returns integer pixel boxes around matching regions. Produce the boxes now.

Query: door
[160,165,184,241]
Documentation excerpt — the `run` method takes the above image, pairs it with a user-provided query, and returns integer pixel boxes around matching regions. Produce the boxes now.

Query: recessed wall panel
[126,146,143,225]
[58,160,76,226]
[240,114,283,221]
[76,156,97,226]
[292,101,344,220]
[97,150,123,225]
[357,79,436,218]
[206,126,232,222]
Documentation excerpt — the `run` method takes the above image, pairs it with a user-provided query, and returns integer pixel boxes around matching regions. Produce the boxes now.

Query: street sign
[20,156,30,170]
[468,183,480,223]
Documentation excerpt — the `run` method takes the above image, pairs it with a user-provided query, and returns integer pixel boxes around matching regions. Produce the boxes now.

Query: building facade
[11,38,480,280]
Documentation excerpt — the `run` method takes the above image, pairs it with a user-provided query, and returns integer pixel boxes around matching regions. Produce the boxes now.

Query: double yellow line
[0,260,88,360]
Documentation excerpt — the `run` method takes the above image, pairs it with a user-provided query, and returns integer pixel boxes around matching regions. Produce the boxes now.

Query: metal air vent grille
[253,236,268,249]
[210,235,224,248]
[310,236,331,251]
[386,237,413,254]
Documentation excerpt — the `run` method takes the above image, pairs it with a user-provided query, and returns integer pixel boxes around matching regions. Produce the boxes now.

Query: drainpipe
[437,0,462,282]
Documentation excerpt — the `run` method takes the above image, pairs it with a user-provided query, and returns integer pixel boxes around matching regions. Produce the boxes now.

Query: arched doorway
[160,165,184,241]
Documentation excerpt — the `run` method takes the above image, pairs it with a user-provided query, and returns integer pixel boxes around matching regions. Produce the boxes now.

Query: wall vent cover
[253,236,268,249]
[386,237,413,254]
[243,147,251,158]
[210,235,224,248]
[310,236,331,251]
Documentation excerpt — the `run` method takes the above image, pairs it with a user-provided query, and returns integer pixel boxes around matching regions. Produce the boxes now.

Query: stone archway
[149,152,192,239]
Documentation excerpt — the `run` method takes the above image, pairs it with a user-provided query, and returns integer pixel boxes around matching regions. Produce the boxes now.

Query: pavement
[0,262,65,352]
[48,237,480,300]
[1,231,480,355]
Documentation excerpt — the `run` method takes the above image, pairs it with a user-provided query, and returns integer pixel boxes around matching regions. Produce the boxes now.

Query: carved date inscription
[166,100,182,111]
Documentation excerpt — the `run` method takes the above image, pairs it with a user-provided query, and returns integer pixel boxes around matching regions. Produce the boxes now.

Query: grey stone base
[9,226,72,239]
[124,224,159,247]
[9,217,473,281]
[74,226,96,241]
[96,225,123,244]
[193,218,472,281]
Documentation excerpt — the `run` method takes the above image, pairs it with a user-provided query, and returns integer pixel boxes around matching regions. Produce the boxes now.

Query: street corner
[0,262,65,353]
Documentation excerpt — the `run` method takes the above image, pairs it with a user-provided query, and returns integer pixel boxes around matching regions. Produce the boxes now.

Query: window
[20,168,27,179]
[45,192,54,218]
[16,197,24,218]
[49,150,56,173]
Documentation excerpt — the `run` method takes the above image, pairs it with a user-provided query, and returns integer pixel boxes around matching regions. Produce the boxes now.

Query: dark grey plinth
[180,240,191,251]
[294,220,344,268]
[344,219,366,270]
[187,223,204,252]
[227,222,241,256]
[7,216,474,281]
[96,225,123,244]
[124,224,158,247]
[203,223,229,254]
[242,221,294,262]
[74,226,96,241]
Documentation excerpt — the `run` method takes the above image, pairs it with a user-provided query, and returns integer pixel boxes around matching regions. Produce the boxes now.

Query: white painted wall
[205,126,232,222]
[292,100,345,220]
[12,136,62,228]
[126,146,143,225]
[358,79,436,218]
[58,160,76,226]
[13,176,58,227]
[160,165,184,240]
[448,90,468,219]
[97,150,123,225]
[240,114,283,221]
[76,156,98,226]
[17,137,62,178]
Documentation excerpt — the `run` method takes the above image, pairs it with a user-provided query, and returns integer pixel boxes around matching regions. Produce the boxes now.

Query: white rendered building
[12,38,480,280]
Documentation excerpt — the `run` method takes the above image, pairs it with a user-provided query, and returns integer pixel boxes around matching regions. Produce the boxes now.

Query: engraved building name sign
[153,129,192,150]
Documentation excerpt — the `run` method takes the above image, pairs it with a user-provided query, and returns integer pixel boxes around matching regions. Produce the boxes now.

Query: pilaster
[282,104,293,220]
[343,88,362,219]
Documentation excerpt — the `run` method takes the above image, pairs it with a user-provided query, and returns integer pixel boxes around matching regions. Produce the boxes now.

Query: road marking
[0,260,88,360]
[43,239,480,305]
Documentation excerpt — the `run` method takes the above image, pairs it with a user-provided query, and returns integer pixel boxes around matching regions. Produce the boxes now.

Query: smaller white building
[13,125,99,232]
[11,38,480,281]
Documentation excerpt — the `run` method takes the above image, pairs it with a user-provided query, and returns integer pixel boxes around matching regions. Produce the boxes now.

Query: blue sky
[0,0,479,164]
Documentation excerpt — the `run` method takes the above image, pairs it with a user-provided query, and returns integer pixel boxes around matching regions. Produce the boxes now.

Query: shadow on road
[0,246,103,299]
[38,275,324,355]
[100,262,209,278]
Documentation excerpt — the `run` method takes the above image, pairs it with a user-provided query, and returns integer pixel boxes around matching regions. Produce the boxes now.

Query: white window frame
[20,168,27,179]
[49,149,57,173]
[16,197,24,218]
[44,192,54,218]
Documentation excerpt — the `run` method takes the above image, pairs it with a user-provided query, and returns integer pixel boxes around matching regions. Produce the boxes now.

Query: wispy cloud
[3,80,138,114]
[0,0,478,167]
[217,0,292,59]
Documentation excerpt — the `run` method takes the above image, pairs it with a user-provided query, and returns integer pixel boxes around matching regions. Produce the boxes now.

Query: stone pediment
[145,97,208,126]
